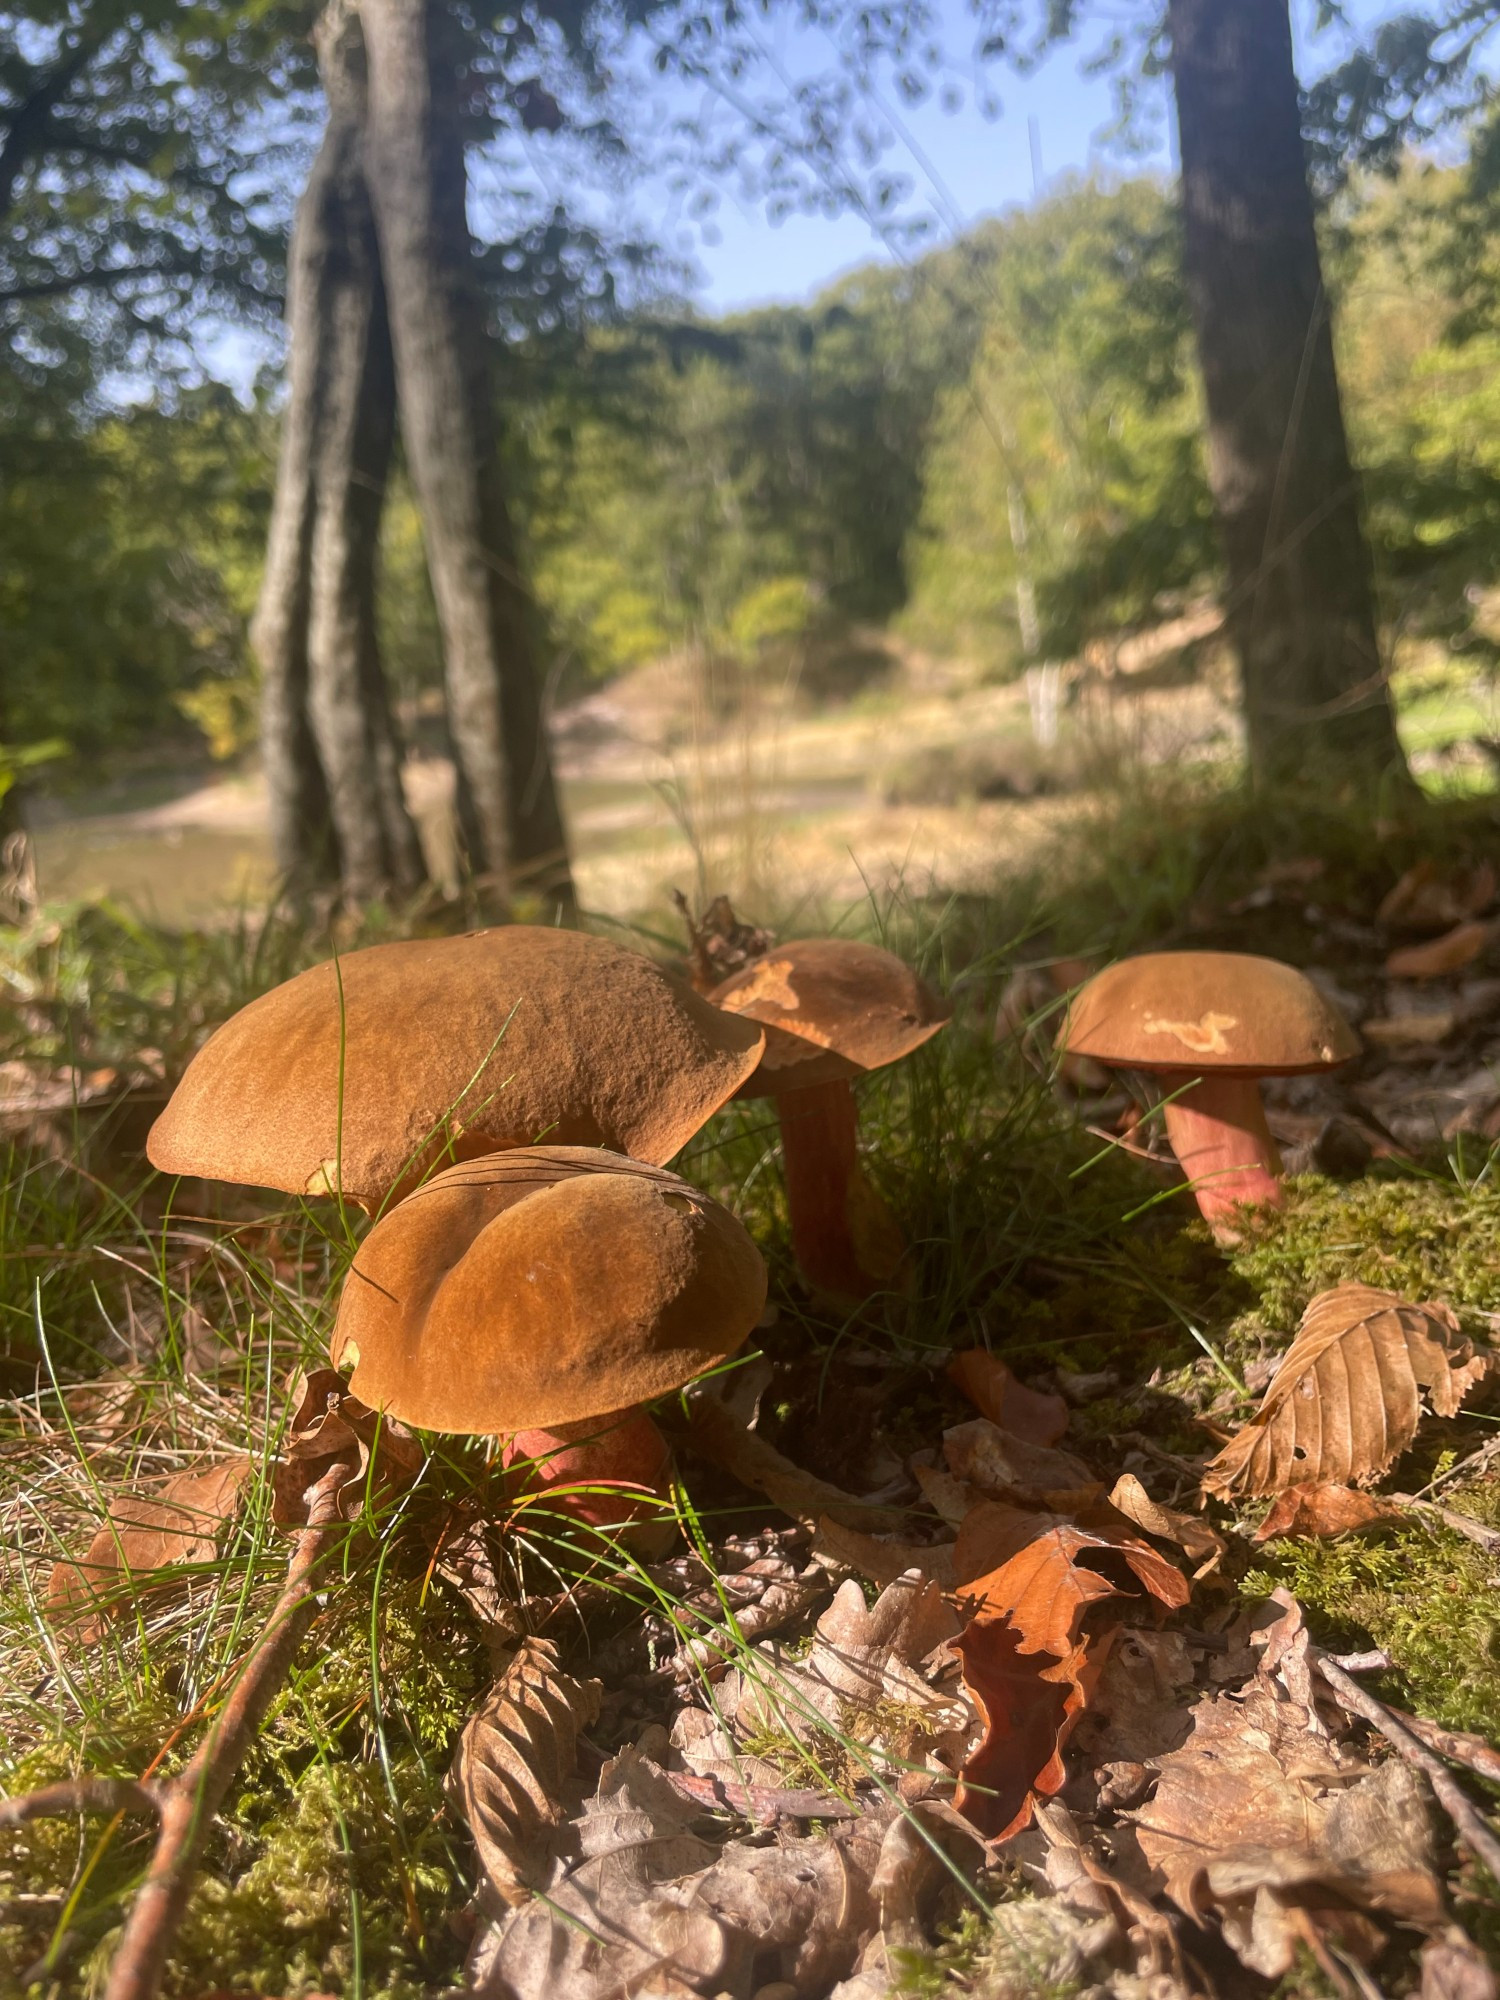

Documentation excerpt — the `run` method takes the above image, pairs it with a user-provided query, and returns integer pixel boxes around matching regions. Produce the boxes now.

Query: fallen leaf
[1421,1929,1499,2000]
[1135,1681,1446,1977]
[945,1418,1099,1506]
[446,1636,602,1910]
[1364,1010,1456,1046]
[48,1456,252,1642]
[1253,1483,1404,1542]
[1203,1284,1490,1498]
[271,1366,423,1528]
[946,1350,1069,1446]
[1107,1473,1226,1576]
[1386,921,1494,980]
[950,1503,1188,1840]
[812,1516,956,1590]
[1379,859,1496,931]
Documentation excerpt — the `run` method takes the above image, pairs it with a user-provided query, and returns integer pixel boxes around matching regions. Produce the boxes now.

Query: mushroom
[330,1147,766,1548]
[709,938,950,1303]
[147,927,765,1209]
[1058,951,1360,1241]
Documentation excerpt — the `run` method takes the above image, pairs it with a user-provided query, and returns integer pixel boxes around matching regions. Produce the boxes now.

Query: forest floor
[6,757,1500,1997]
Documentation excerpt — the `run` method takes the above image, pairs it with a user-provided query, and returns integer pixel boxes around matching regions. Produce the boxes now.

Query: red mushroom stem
[1159,1073,1284,1240]
[502,1407,676,1552]
[775,1076,898,1304]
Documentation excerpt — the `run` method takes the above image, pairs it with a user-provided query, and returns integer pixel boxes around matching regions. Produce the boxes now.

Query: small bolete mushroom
[147,927,765,1209]
[330,1147,766,1545]
[1058,951,1360,1240]
[710,939,950,1303]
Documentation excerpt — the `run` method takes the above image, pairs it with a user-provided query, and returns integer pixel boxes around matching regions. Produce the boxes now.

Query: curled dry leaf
[950,1502,1188,1840]
[1386,920,1494,980]
[1378,858,1496,931]
[1253,1482,1403,1543]
[271,1366,423,1529]
[48,1455,252,1643]
[1134,1679,1446,1978]
[446,1635,603,1909]
[812,1515,956,1590]
[1203,1284,1491,1499]
[945,1418,1099,1508]
[946,1349,1069,1446]
[1107,1474,1226,1576]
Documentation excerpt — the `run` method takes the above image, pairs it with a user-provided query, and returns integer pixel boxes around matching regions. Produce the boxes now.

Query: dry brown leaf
[812,1516,956,1590]
[271,1366,423,1529]
[946,1418,1099,1506]
[1134,1680,1446,1978]
[1107,1474,1226,1576]
[1378,859,1496,931]
[1421,1930,1499,2000]
[446,1636,602,1909]
[1386,921,1495,980]
[949,1503,1188,1841]
[1365,1010,1457,1047]
[1253,1482,1404,1543]
[47,1455,252,1642]
[1203,1284,1491,1499]
[946,1350,1069,1446]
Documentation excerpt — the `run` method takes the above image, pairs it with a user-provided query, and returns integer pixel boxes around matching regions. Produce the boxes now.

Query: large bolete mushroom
[1058,951,1360,1241]
[710,938,950,1303]
[147,927,764,1209]
[330,1147,766,1546]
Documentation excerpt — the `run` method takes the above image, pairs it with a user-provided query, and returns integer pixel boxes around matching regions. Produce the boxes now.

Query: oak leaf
[47,1455,252,1642]
[1203,1284,1490,1499]
[950,1503,1188,1840]
[947,1350,1069,1445]
[446,1635,603,1909]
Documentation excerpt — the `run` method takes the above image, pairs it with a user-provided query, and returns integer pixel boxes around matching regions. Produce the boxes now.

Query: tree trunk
[251,0,426,901]
[360,0,574,913]
[1166,0,1411,794]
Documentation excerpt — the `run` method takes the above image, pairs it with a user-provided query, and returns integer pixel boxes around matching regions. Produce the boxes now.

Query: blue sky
[671,0,1413,312]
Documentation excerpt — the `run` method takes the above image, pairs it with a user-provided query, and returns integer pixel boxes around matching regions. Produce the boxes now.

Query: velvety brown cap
[710,939,950,1098]
[1059,951,1360,1076]
[147,927,765,1203]
[328,1148,767,1432]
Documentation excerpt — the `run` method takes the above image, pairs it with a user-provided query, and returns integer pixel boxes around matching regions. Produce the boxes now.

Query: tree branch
[0,34,103,222]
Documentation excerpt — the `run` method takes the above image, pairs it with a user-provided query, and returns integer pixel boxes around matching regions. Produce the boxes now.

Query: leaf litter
[11,871,1500,1999]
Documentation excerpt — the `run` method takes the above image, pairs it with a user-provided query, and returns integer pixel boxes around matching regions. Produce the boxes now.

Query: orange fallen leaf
[1363,1010,1455,1047]
[1203,1284,1490,1499]
[949,1501,1188,1841]
[1385,920,1493,980]
[947,1351,1068,1446]
[48,1456,252,1642]
[1378,859,1496,931]
[1107,1473,1226,1576]
[1252,1483,1403,1542]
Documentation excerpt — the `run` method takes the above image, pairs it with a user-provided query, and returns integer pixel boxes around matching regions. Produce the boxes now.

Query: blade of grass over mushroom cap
[146,927,766,1209]
[709,938,950,1303]
[329,1148,767,1541]
[1058,951,1360,1243]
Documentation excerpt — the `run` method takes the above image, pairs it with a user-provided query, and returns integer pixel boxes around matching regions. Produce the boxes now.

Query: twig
[102,1477,349,2000]
[1388,1710,1500,1788]
[682,1391,908,1532]
[0,1777,162,1827]
[1417,1433,1500,1500]
[1311,1649,1500,1884]
[1391,1492,1500,1555]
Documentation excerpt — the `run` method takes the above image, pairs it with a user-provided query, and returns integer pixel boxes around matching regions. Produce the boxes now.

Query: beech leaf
[446,1635,603,1909]
[271,1367,423,1528]
[1385,920,1494,980]
[1203,1284,1491,1499]
[1253,1482,1404,1543]
[47,1455,252,1642]
[953,1502,1190,1644]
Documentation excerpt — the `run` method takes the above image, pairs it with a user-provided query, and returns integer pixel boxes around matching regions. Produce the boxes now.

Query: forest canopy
[9,152,1500,764]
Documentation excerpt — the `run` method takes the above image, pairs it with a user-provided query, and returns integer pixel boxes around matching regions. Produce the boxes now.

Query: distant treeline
[7,160,1500,763]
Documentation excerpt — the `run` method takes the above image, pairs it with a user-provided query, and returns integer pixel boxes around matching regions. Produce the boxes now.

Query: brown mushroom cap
[1059,951,1360,1077]
[147,927,765,1204]
[710,939,950,1098]
[329,1148,767,1433]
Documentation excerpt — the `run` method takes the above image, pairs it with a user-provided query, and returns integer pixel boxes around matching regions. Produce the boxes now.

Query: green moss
[1231,1176,1500,1331]
[1246,1525,1500,1745]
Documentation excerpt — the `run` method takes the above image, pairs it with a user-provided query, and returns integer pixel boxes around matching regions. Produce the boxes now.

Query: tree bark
[250,0,426,900]
[1166,0,1411,794]
[360,0,574,913]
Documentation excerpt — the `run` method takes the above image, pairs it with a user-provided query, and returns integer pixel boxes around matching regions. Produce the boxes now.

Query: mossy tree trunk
[1166,0,1412,796]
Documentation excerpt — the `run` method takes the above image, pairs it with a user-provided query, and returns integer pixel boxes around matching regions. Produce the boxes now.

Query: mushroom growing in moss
[147,926,764,1210]
[329,1147,766,1548]
[1058,950,1360,1242]
[710,938,949,1303]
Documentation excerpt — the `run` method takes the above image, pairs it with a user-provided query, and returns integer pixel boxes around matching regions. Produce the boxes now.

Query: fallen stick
[1391,1492,1500,1555]
[682,1391,909,1532]
[0,1469,349,2000]
[1311,1649,1500,1885]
